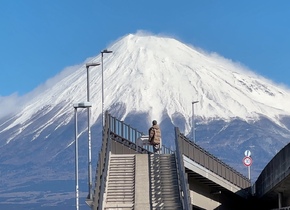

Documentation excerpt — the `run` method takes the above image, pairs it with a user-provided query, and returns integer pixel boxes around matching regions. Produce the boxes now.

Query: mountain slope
[2,34,290,141]
[1,33,290,208]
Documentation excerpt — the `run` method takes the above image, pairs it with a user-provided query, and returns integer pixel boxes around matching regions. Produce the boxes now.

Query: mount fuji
[1,32,290,209]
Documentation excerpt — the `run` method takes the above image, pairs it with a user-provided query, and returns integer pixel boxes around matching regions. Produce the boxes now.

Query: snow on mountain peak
[101,33,290,124]
[2,33,290,138]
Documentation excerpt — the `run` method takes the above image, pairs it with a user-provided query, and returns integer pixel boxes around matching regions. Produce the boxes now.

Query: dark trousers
[153,144,160,154]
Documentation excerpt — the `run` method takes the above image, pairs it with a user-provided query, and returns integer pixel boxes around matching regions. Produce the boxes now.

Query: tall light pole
[73,102,92,210]
[101,49,113,129]
[85,63,100,202]
[192,101,199,143]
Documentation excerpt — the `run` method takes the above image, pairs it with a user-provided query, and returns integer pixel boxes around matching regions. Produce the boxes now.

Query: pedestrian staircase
[101,153,183,210]
[102,154,135,210]
[149,154,182,210]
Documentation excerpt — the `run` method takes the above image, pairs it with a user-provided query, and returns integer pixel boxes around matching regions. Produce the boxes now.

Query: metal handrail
[96,113,111,210]
[108,113,174,154]
[177,130,250,188]
[92,112,111,210]
[174,127,192,210]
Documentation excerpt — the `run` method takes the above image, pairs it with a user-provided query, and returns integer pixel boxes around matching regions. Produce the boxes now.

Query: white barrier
[136,135,162,154]
[136,135,150,149]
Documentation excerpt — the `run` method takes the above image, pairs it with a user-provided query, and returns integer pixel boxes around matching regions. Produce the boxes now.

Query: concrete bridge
[88,112,290,210]
[253,141,290,209]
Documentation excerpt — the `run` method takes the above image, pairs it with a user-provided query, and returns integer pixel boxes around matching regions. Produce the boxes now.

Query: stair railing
[174,127,192,210]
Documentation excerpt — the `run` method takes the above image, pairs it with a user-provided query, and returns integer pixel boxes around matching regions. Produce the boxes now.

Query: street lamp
[192,101,199,143]
[85,62,100,202]
[73,102,92,210]
[101,49,113,128]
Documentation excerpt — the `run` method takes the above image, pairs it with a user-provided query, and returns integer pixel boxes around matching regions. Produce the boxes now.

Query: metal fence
[92,112,111,210]
[176,127,251,189]
[108,114,174,154]
[174,127,192,210]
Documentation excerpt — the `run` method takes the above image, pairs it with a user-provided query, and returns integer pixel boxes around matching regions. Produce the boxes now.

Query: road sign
[244,150,251,157]
[243,156,252,167]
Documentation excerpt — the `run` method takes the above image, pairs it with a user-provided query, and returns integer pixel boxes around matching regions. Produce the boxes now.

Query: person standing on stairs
[148,120,162,154]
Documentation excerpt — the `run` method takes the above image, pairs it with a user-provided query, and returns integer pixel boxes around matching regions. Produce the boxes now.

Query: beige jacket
[149,124,161,145]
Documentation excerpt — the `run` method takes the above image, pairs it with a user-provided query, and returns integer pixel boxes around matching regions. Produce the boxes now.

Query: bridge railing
[176,128,250,189]
[92,112,111,210]
[175,127,192,210]
[108,113,173,154]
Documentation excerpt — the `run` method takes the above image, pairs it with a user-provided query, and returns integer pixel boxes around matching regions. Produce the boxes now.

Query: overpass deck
[254,141,290,209]
[91,112,252,210]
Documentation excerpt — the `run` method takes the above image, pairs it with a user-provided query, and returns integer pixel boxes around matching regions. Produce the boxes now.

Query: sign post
[243,150,252,181]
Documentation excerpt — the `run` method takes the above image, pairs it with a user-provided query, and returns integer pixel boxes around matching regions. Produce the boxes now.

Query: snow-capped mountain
[1,33,290,209]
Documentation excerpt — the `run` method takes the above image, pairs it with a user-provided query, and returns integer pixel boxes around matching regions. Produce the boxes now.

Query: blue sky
[1,0,290,96]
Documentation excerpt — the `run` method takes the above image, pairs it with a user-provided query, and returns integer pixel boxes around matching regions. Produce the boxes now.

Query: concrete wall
[189,178,220,210]
[188,176,251,210]
[255,142,290,198]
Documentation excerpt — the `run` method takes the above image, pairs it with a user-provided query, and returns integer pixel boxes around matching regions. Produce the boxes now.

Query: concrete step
[103,154,136,210]
[149,154,183,210]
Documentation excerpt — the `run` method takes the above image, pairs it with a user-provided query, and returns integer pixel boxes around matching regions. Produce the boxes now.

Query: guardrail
[92,112,111,210]
[108,113,173,154]
[177,128,250,189]
[174,127,192,210]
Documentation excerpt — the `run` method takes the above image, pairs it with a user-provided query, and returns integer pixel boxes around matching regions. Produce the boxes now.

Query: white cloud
[0,62,89,120]
[0,93,23,118]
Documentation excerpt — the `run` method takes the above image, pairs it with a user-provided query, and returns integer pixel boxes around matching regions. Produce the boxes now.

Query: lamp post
[192,101,199,143]
[101,49,113,128]
[73,102,92,210]
[85,63,100,201]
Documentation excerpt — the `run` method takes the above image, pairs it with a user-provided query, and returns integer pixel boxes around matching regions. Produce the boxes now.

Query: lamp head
[73,102,92,108]
[101,49,113,54]
[86,63,100,68]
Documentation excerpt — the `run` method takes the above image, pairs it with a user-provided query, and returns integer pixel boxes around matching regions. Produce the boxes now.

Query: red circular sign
[243,156,252,167]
